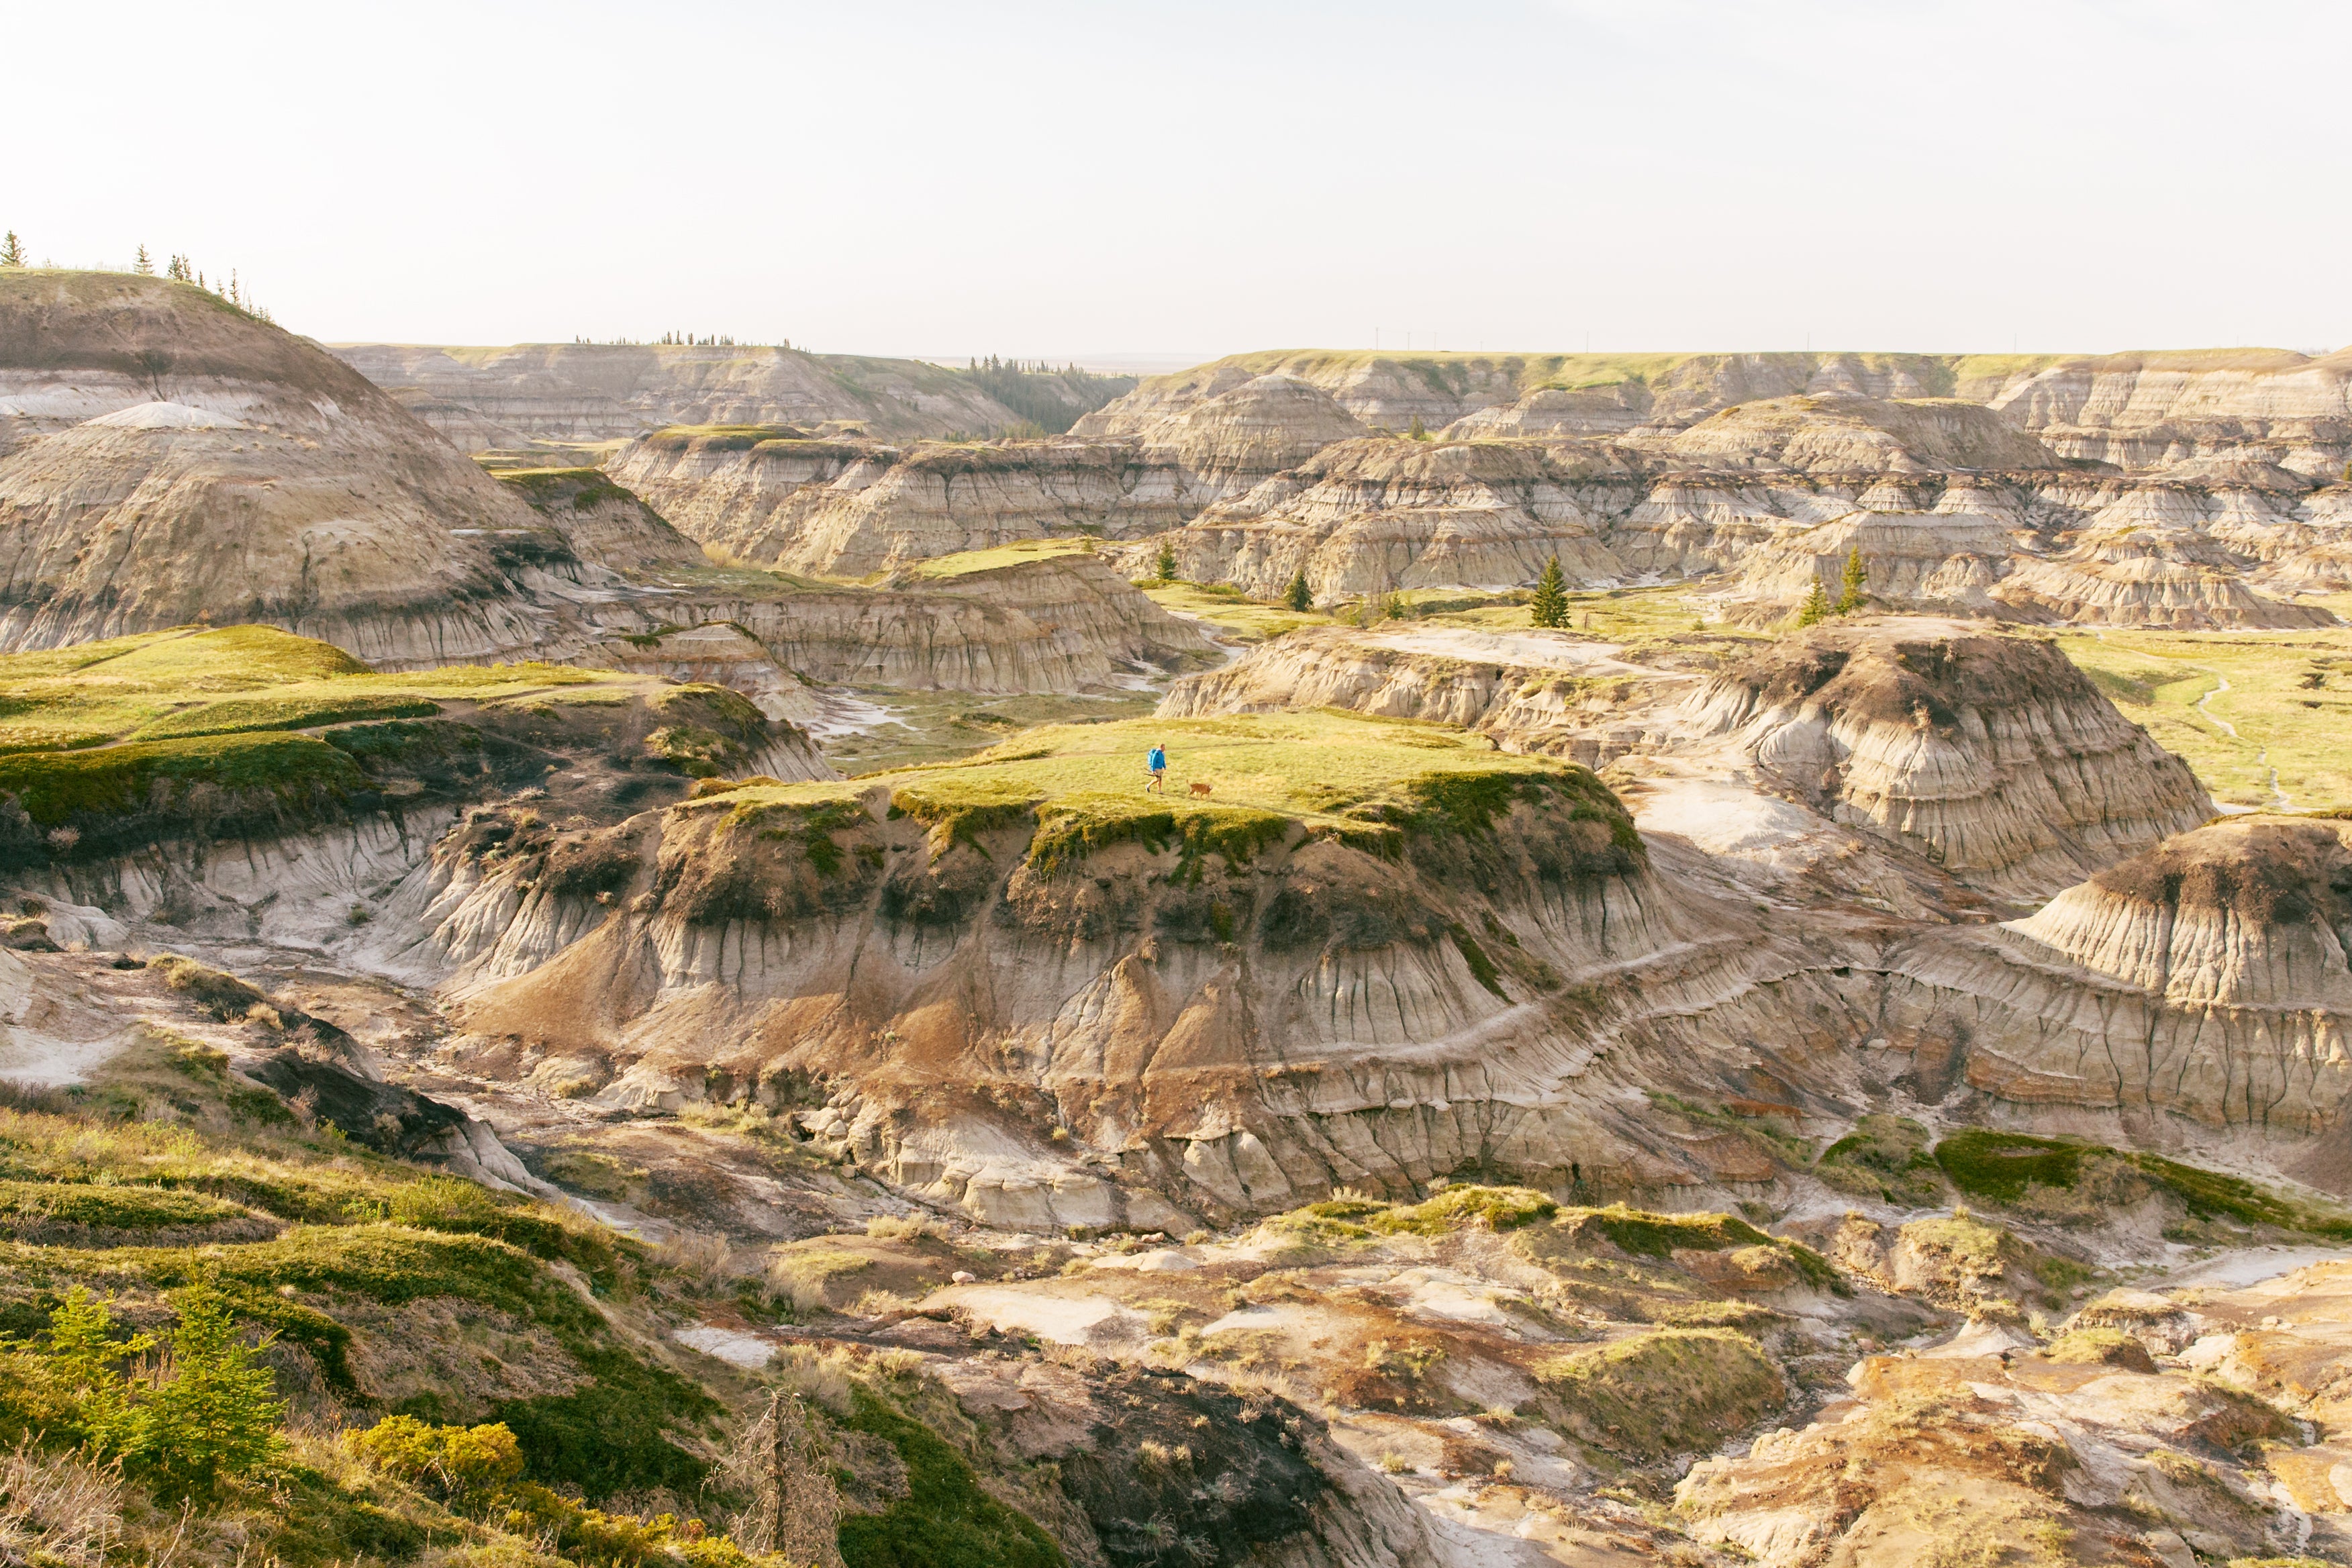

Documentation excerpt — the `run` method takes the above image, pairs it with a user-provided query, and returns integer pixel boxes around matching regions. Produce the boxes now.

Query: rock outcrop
[607,375,1368,577]
[1091,347,2352,477]
[1169,618,2206,908]
[1992,522,2337,628]
[1657,394,2064,474]
[1131,436,1638,602]
[0,271,580,665]
[352,716,1870,1228]
[1157,622,1674,762]
[590,551,1220,695]
[1682,620,2212,899]
[492,467,703,571]
[1878,818,2352,1143]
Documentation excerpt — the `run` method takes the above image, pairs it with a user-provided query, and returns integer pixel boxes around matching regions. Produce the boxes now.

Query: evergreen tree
[1154,539,1177,583]
[1796,580,1832,627]
[1529,555,1569,628]
[131,1284,286,1501]
[1284,569,1312,613]
[1834,547,1867,614]
[0,232,23,268]
[134,244,152,275]
[1385,591,1409,620]
[1408,414,1428,440]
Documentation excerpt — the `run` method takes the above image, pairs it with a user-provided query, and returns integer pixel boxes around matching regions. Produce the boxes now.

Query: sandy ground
[1366,626,1649,675]
[937,1286,1144,1345]
[1630,777,1822,856]
[2155,1244,2352,1289]
[675,1324,779,1369]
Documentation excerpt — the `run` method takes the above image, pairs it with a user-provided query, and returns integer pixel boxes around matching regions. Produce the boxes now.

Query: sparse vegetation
[1933,1128,2352,1238]
[1533,1328,1782,1457]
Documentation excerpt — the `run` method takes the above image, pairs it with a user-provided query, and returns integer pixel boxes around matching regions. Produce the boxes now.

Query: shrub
[346,1414,525,1499]
[1533,1328,1781,1457]
[1370,1185,1557,1236]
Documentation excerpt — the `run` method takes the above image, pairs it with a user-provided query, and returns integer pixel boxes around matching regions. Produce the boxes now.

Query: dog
[1187,781,1214,797]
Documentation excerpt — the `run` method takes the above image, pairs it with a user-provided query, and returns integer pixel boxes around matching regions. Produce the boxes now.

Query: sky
[8,0,2350,364]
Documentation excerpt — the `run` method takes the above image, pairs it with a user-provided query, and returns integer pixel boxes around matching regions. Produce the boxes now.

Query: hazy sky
[11,1,2349,363]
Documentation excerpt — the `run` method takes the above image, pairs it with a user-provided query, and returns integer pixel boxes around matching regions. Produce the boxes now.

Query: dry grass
[0,1440,124,1567]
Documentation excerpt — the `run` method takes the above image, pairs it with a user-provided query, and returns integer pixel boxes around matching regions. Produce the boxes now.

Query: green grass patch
[2053,622,2352,809]
[0,1179,250,1232]
[1934,1128,2352,1237]
[1369,1185,1557,1236]
[1533,1328,1782,1458]
[836,1387,1064,1568]
[0,732,367,825]
[1817,1114,1945,1205]
[716,711,1603,877]
[883,537,1101,580]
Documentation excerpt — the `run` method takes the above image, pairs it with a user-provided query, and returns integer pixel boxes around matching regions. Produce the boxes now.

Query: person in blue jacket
[1145,742,1168,793]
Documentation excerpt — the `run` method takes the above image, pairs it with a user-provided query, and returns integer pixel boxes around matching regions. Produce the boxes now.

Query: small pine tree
[134,244,152,275]
[1834,547,1867,614]
[1796,580,1832,627]
[0,232,23,268]
[1528,556,1569,628]
[1385,591,1408,620]
[1155,539,1177,583]
[1408,414,1428,440]
[1284,569,1312,613]
[130,1284,286,1501]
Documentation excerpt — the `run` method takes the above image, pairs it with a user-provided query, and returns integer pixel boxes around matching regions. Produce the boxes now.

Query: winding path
[2194,671,2291,810]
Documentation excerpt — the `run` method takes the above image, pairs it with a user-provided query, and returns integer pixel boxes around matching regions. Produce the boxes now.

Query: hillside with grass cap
[0,272,615,666]
[396,708,1873,1226]
[0,625,829,912]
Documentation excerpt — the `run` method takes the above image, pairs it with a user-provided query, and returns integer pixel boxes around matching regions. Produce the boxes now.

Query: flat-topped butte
[0,625,786,857]
[685,709,1638,877]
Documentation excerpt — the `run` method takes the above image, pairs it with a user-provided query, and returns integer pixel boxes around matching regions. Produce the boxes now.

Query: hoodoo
[1879,818,2352,1150]
[1683,620,2213,899]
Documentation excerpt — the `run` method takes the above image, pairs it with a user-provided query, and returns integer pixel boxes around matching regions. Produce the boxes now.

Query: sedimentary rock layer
[0,272,607,665]
[334,342,1130,446]
[1683,621,2212,899]
[595,552,1220,694]
[1876,818,2352,1141]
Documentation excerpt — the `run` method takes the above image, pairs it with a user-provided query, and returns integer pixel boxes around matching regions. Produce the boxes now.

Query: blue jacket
[1148,748,1167,771]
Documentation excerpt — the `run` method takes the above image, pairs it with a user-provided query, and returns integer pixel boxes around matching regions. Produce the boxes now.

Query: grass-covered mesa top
[695,709,1637,875]
[0,624,779,862]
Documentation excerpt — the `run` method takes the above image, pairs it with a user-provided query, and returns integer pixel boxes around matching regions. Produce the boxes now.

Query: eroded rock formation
[0,272,579,664]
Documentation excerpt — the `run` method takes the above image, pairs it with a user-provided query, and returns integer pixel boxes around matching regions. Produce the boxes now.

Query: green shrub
[23,1284,288,1502]
[0,731,365,826]
[1534,1328,1781,1457]
[1371,1185,1557,1236]
[346,1414,525,1499]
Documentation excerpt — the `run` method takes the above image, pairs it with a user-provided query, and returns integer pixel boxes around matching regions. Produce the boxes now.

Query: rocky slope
[492,465,705,571]
[589,550,1220,696]
[1140,437,1637,602]
[0,275,995,674]
[334,342,1131,447]
[0,272,605,665]
[1167,618,2210,906]
[597,369,2352,629]
[1091,346,2352,477]
[1878,817,2352,1152]
[1679,621,2214,899]
[606,374,1367,577]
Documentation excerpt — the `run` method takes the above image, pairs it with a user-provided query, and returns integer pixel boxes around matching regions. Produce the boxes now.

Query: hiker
[1145,741,1168,793]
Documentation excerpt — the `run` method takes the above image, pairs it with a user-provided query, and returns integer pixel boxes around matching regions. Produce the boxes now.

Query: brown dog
[1187,781,1214,797]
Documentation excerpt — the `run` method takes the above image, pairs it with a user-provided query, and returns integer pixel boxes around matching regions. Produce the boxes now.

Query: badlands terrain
[7,267,2352,1568]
